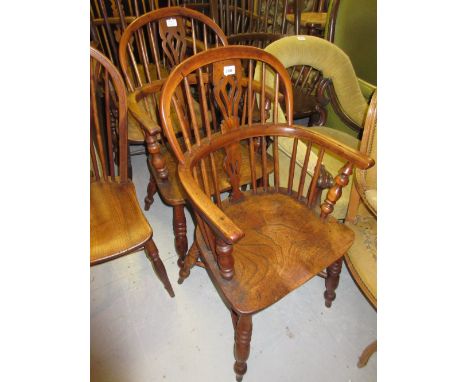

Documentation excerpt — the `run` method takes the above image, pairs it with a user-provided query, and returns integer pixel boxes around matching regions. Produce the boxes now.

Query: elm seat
[90,181,152,264]
[198,192,355,314]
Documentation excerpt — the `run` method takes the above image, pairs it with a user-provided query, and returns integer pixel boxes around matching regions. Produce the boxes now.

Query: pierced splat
[159,16,187,67]
[212,59,246,202]
[212,59,245,132]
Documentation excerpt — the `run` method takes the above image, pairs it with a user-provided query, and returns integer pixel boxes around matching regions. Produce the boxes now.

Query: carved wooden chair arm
[127,89,163,136]
[178,163,245,244]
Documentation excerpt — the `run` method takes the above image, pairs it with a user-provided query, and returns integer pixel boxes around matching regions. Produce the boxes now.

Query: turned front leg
[173,205,188,264]
[216,238,234,280]
[324,257,343,308]
[234,314,253,382]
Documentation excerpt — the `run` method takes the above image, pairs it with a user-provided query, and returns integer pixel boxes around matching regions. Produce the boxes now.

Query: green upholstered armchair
[263,35,376,218]
[345,90,377,367]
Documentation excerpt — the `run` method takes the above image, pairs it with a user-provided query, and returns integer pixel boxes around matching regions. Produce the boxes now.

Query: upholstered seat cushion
[90,181,152,264]
[345,205,377,302]
[197,192,355,314]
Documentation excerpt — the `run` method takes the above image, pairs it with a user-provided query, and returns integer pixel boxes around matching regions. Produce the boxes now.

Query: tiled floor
[90,151,377,382]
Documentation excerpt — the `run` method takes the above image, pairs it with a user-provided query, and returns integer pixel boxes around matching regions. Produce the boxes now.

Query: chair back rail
[90,47,129,182]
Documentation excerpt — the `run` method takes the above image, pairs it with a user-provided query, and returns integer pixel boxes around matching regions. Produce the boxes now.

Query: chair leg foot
[357,340,377,368]
[178,243,199,284]
[173,205,188,265]
[145,239,175,298]
[144,175,157,211]
[324,257,343,308]
[233,314,252,382]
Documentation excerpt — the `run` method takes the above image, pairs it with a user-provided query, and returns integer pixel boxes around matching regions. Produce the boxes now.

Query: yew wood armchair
[345,90,377,367]
[158,45,375,381]
[264,35,376,219]
[118,7,228,261]
[90,47,174,298]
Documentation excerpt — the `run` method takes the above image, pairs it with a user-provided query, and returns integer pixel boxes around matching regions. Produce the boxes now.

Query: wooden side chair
[345,90,377,367]
[159,45,375,381]
[118,7,228,261]
[90,47,174,298]
[263,34,376,219]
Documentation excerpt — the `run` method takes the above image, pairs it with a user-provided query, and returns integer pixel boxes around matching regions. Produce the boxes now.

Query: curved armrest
[178,163,245,244]
[127,91,161,136]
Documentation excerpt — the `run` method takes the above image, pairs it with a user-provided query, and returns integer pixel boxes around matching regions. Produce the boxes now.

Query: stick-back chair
[159,45,375,380]
[119,7,228,261]
[90,47,174,298]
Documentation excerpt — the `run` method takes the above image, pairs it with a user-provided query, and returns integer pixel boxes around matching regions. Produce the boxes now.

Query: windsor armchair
[159,45,375,380]
[90,47,174,297]
[264,35,376,218]
[345,90,377,367]
[119,7,231,262]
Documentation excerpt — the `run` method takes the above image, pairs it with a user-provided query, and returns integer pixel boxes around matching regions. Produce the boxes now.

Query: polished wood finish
[160,45,375,379]
[90,47,174,298]
[119,7,229,260]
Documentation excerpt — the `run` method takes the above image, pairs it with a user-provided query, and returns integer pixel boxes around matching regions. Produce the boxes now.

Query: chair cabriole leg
[324,257,343,307]
[357,340,377,368]
[145,239,175,298]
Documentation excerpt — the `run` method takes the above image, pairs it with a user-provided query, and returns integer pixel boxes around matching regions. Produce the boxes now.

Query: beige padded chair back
[263,35,368,126]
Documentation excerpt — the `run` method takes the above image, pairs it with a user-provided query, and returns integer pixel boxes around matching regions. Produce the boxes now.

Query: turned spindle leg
[324,257,343,308]
[233,315,253,382]
[144,175,157,211]
[173,204,188,266]
[145,239,175,298]
[178,243,200,284]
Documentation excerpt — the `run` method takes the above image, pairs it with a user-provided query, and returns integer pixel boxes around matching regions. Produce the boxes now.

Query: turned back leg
[144,175,157,211]
[145,238,175,298]
[178,243,200,284]
[173,204,188,264]
[324,257,343,308]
